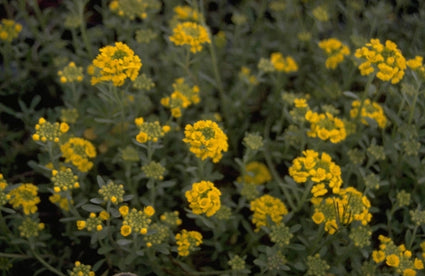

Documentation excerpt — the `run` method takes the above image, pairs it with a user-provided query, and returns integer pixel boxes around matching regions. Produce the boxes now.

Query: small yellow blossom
[175,229,203,256]
[185,181,221,217]
[318,38,350,69]
[270,52,298,73]
[8,183,40,215]
[169,21,211,53]
[60,137,96,172]
[350,99,387,128]
[250,194,288,231]
[305,110,346,143]
[0,19,22,42]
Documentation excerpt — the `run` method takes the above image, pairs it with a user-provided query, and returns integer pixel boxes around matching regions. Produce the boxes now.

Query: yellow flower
[32,117,69,143]
[119,205,129,216]
[161,78,200,118]
[318,38,350,69]
[60,137,96,172]
[403,269,417,276]
[350,99,387,129]
[355,39,406,84]
[185,181,221,217]
[90,42,142,87]
[386,254,400,267]
[183,120,228,163]
[237,161,272,185]
[270,52,298,73]
[305,111,346,143]
[120,225,132,237]
[8,183,40,215]
[57,62,84,83]
[169,21,211,53]
[134,117,168,143]
[250,194,288,231]
[312,211,325,224]
[0,19,22,42]
[372,250,386,263]
[175,229,203,256]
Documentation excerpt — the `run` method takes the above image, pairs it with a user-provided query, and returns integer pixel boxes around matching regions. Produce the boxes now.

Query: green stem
[0,252,30,259]
[76,0,93,58]
[408,225,419,249]
[30,248,66,276]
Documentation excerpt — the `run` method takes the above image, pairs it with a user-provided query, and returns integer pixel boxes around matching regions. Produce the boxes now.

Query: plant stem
[30,248,66,276]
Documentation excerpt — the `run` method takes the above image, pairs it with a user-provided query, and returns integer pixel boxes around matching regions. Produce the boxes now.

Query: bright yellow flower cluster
[311,187,372,234]
[134,117,170,143]
[270,52,298,73]
[350,99,387,129]
[372,235,424,276]
[60,137,96,172]
[250,194,288,231]
[0,19,22,42]
[183,120,228,163]
[90,42,142,87]
[185,180,221,217]
[0,174,10,206]
[51,168,80,192]
[237,161,272,185]
[160,78,200,118]
[175,229,203,256]
[8,183,40,215]
[109,0,161,20]
[305,110,346,143]
[318,38,350,69]
[169,21,211,53]
[120,206,154,236]
[57,62,84,83]
[32,117,69,143]
[289,150,342,196]
[69,261,95,276]
[355,38,406,84]
[76,211,109,232]
[407,56,425,79]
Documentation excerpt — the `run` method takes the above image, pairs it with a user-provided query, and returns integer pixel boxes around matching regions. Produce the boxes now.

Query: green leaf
[116,239,132,247]
[82,204,104,213]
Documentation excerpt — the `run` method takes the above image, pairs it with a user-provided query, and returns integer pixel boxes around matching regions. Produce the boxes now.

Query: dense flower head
[8,183,40,215]
[160,211,182,228]
[372,235,424,275]
[355,38,406,84]
[269,223,293,248]
[349,225,372,248]
[98,181,125,204]
[306,254,330,276]
[0,174,10,206]
[171,5,202,24]
[0,19,22,42]
[289,149,343,196]
[243,132,264,151]
[109,0,161,20]
[132,73,155,90]
[250,194,288,231]
[318,38,350,69]
[175,229,203,256]
[120,206,154,236]
[270,52,298,73]
[407,56,425,79]
[143,223,170,247]
[185,180,221,217]
[60,137,96,172]
[237,161,271,185]
[57,62,84,83]
[134,117,169,143]
[311,187,372,234]
[169,21,211,53]
[228,255,246,271]
[18,216,44,238]
[305,110,347,143]
[51,168,79,192]
[76,212,107,232]
[69,261,95,276]
[49,193,72,211]
[350,99,387,129]
[32,117,69,143]
[161,78,200,118]
[60,108,79,124]
[90,42,142,87]
[142,161,166,180]
[183,120,228,163]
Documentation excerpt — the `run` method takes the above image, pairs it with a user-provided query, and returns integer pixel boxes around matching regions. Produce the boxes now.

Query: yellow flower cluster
[51,168,80,192]
[270,52,298,73]
[0,19,22,42]
[407,56,425,79]
[90,42,142,87]
[288,149,342,196]
[372,235,424,276]
[250,194,288,231]
[8,183,40,215]
[120,206,154,236]
[175,229,203,256]
[311,187,372,234]
[169,21,211,53]
[76,211,109,232]
[134,117,170,143]
[238,66,259,85]
[49,193,72,211]
[160,78,200,118]
[318,38,350,69]
[305,110,347,143]
[183,120,229,163]
[57,62,84,83]
[185,180,221,217]
[60,137,96,172]
[98,181,125,204]
[69,261,95,276]
[350,99,387,129]
[171,5,201,24]
[355,38,406,84]
[0,174,10,206]
[32,117,69,143]
[18,217,45,238]
[109,0,161,20]
[237,161,272,185]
